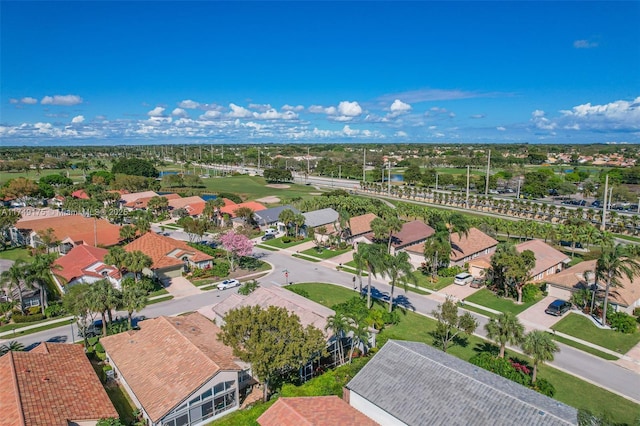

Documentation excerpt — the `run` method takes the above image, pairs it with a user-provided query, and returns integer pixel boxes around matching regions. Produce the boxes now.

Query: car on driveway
[470,278,484,288]
[217,279,240,290]
[545,299,572,316]
[454,272,473,286]
[261,233,276,241]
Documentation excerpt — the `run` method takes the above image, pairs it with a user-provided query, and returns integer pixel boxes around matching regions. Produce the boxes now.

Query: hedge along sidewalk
[0,292,173,341]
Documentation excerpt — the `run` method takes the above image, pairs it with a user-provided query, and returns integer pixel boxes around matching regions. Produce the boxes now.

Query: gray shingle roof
[347,340,577,426]
[253,205,300,225]
[303,208,339,228]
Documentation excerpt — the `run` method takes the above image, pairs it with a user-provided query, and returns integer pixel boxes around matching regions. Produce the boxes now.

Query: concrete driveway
[433,283,483,302]
[165,276,202,298]
[517,295,567,331]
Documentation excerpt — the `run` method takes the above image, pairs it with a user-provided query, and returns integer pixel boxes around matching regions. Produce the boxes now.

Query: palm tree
[485,312,525,358]
[293,213,306,237]
[384,251,416,312]
[595,244,640,326]
[88,280,112,336]
[446,212,470,245]
[105,246,130,277]
[126,250,153,283]
[25,253,57,314]
[360,243,388,308]
[521,330,559,384]
[325,313,349,365]
[1,260,28,313]
[119,225,137,243]
[278,208,296,236]
[120,278,148,329]
[0,340,25,356]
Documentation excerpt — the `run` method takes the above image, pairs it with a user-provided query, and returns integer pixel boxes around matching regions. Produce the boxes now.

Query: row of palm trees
[1,253,57,315]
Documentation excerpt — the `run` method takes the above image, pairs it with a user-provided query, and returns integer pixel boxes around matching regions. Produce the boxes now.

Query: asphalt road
[9,245,640,403]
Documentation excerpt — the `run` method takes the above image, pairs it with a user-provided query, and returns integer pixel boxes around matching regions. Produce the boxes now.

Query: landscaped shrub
[12,313,45,323]
[44,302,65,318]
[281,236,292,243]
[288,287,310,298]
[217,192,242,203]
[382,309,401,326]
[608,312,638,334]
[101,365,113,382]
[188,243,226,258]
[0,302,14,315]
[469,353,530,386]
[27,306,41,315]
[633,307,640,317]
[239,256,264,271]
[438,266,463,277]
[211,262,230,277]
[521,283,541,303]
[238,280,260,295]
[533,378,555,397]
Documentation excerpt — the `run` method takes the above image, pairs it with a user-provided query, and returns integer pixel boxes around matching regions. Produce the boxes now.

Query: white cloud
[282,104,304,112]
[343,125,359,136]
[378,88,505,103]
[253,109,298,120]
[9,99,18,104]
[324,106,337,115]
[497,126,506,131]
[71,115,85,124]
[338,101,362,117]
[428,125,437,130]
[308,105,325,113]
[172,108,188,117]
[390,99,411,113]
[41,94,83,106]
[178,99,200,109]
[249,103,272,112]
[574,39,598,49]
[199,110,222,120]
[395,131,408,137]
[21,97,38,105]
[470,114,485,119]
[228,103,253,118]
[147,107,166,117]
[530,110,557,130]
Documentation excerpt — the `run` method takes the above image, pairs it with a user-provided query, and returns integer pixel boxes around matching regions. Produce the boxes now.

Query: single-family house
[124,232,213,280]
[14,214,122,252]
[219,201,267,218]
[71,189,90,200]
[0,342,118,426]
[168,195,207,217]
[345,340,577,425]
[51,244,122,292]
[516,239,570,282]
[253,205,300,231]
[48,195,65,208]
[300,208,340,238]
[404,227,498,267]
[124,193,180,210]
[346,213,378,244]
[362,220,435,255]
[257,396,379,426]
[101,313,253,426]
[546,259,640,315]
[119,190,159,204]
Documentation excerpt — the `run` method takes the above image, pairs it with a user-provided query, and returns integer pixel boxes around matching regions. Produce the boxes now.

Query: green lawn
[412,272,454,291]
[0,318,74,337]
[0,168,90,185]
[148,288,169,297]
[288,283,640,424]
[261,236,311,249]
[292,254,321,262]
[552,313,640,354]
[0,247,33,262]
[300,246,351,260]
[464,288,542,315]
[551,334,619,361]
[105,384,137,425]
[146,295,174,305]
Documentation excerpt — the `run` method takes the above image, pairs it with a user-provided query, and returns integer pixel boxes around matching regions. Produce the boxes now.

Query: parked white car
[217,279,240,290]
[454,273,473,286]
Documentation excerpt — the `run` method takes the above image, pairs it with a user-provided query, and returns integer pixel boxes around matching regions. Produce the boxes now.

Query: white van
[454,272,473,286]
[265,228,278,235]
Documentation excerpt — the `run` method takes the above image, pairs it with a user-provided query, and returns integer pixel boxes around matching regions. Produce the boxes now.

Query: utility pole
[388,160,391,195]
[221,145,224,159]
[435,172,439,191]
[339,165,341,180]
[485,150,491,196]
[516,178,522,200]
[466,165,470,207]
[258,149,261,170]
[307,147,310,176]
[602,174,609,231]
[363,148,366,183]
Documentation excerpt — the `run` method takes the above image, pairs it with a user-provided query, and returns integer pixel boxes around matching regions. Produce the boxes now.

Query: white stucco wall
[349,391,407,426]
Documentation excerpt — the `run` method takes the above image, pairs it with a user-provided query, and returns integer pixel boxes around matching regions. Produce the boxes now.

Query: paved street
[4,246,640,404]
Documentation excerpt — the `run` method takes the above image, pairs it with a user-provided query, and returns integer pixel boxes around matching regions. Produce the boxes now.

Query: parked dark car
[261,234,276,241]
[545,299,572,316]
[77,319,103,338]
[470,278,484,289]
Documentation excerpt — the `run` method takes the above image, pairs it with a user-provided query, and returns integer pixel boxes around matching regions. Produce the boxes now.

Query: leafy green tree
[485,312,525,358]
[25,253,57,314]
[147,196,169,218]
[431,297,478,352]
[521,330,559,384]
[63,283,95,347]
[0,207,20,250]
[1,260,29,313]
[234,206,255,226]
[120,278,148,329]
[88,279,121,335]
[111,158,158,177]
[489,244,536,303]
[403,164,422,185]
[384,251,416,312]
[371,216,403,253]
[263,168,293,182]
[595,244,640,326]
[96,418,125,426]
[219,305,326,401]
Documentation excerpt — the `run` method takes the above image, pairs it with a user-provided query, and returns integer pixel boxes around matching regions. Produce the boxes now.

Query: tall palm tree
[25,253,57,314]
[446,212,470,245]
[485,312,525,358]
[126,250,153,283]
[119,225,137,243]
[360,243,388,309]
[120,278,148,329]
[293,213,306,237]
[325,313,349,365]
[595,244,640,326]
[0,340,25,356]
[1,260,28,313]
[384,251,416,312]
[87,280,112,336]
[521,330,559,384]
[105,246,130,277]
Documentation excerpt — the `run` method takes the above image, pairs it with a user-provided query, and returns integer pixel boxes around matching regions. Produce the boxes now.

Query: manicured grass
[464,288,542,315]
[289,282,640,424]
[292,254,321,262]
[300,246,351,260]
[615,234,640,243]
[149,288,169,297]
[147,295,174,305]
[0,316,71,333]
[552,313,640,354]
[209,400,276,426]
[0,318,74,337]
[551,334,619,361]
[105,384,137,425]
[255,244,279,251]
[0,168,91,185]
[0,247,33,262]
[261,236,311,249]
[412,272,454,291]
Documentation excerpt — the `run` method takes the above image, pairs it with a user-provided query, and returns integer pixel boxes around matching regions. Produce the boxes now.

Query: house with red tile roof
[71,189,90,200]
[51,244,121,292]
[258,396,379,426]
[404,228,498,267]
[219,201,267,217]
[15,214,122,251]
[362,220,435,254]
[124,193,180,210]
[0,342,118,426]
[101,313,253,426]
[119,190,159,204]
[124,232,213,280]
[168,195,207,217]
[347,213,378,243]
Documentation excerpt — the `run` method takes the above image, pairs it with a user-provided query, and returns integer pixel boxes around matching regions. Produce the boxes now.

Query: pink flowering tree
[220,230,253,271]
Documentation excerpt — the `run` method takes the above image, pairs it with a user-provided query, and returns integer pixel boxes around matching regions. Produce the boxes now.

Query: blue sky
[1,1,639,145]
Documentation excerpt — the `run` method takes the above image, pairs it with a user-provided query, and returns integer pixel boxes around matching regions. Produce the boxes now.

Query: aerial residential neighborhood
[2,1,640,425]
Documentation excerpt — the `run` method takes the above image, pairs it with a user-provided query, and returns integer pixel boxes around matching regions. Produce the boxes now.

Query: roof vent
[42,377,50,382]
[175,321,181,325]
[22,369,31,373]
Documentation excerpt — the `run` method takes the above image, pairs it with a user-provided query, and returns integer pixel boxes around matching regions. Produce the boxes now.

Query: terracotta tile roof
[449,228,498,262]
[0,343,118,426]
[100,313,242,423]
[168,196,207,216]
[365,220,435,249]
[258,396,379,426]
[547,260,640,307]
[124,193,180,209]
[124,232,212,270]
[120,191,159,203]
[16,215,122,247]
[222,198,237,206]
[220,201,267,217]
[467,255,492,270]
[71,189,90,200]
[516,239,570,277]
[349,213,378,237]
[52,244,120,284]
[212,286,334,335]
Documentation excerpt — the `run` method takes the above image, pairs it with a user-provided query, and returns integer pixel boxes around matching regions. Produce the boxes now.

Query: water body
[201,194,218,201]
